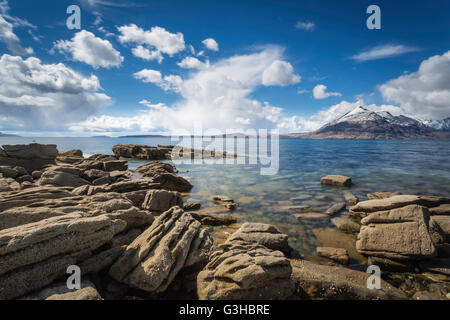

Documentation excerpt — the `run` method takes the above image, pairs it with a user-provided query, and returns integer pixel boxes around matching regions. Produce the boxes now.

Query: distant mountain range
[287,106,450,139]
[0,132,18,137]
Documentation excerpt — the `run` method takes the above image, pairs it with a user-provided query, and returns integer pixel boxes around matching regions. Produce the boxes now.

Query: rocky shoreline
[0,144,449,300]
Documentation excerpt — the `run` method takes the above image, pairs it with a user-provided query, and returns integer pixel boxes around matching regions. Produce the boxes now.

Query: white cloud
[262,60,301,86]
[351,44,418,62]
[0,14,33,55]
[117,24,185,56]
[0,54,111,131]
[133,69,182,92]
[379,50,450,120]
[97,26,115,37]
[133,69,162,83]
[313,84,342,99]
[202,38,219,51]
[131,45,163,63]
[295,21,315,32]
[177,56,209,69]
[53,30,123,69]
[73,46,301,134]
[297,89,308,95]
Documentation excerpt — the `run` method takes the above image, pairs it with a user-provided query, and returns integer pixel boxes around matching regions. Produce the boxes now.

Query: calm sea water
[2,136,449,263]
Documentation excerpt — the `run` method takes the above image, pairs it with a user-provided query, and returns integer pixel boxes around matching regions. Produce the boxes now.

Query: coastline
[0,142,449,300]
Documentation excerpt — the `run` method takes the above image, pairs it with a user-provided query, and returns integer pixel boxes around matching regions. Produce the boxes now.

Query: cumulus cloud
[202,38,219,51]
[117,24,185,56]
[313,84,342,99]
[0,15,33,55]
[295,21,315,32]
[0,54,111,131]
[132,45,163,63]
[351,44,418,62]
[262,60,300,86]
[53,30,123,69]
[379,50,450,120]
[177,56,209,69]
[133,69,182,92]
[73,46,301,134]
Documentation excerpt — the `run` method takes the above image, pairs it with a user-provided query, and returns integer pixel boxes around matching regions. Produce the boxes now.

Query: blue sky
[0,0,449,136]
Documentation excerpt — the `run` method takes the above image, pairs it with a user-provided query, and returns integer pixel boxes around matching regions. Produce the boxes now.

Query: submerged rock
[290,259,407,300]
[326,202,346,216]
[367,191,402,200]
[356,205,436,260]
[331,217,360,233]
[344,191,358,205]
[316,247,349,265]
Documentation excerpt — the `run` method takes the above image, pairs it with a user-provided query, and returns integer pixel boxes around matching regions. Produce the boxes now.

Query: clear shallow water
[2,137,450,263]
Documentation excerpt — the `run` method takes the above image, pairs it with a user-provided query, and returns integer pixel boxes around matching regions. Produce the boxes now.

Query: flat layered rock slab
[356,205,436,260]
[331,217,361,233]
[320,175,352,187]
[226,222,289,253]
[350,195,450,217]
[326,202,346,216]
[290,259,407,300]
[0,213,125,299]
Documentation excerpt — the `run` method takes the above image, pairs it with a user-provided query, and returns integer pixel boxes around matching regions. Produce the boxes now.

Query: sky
[0,0,449,136]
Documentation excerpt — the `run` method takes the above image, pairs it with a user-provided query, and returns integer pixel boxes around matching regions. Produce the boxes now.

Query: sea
[1,136,449,264]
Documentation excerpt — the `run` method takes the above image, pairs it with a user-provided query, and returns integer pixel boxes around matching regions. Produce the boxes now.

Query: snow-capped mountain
[326,106,425,128]
[422,118,450,131]
[294,106,450,139]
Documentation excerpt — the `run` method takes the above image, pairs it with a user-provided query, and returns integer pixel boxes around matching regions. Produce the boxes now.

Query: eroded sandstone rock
[0,213,126,299]
[142,189,183,213]
[356,205,436,260]
[226,222,289,254]
[109,207,212,293]
[290,259,407,300]
[197,241,295,300]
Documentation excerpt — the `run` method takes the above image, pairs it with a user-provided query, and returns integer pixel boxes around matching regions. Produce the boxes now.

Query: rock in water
[290,259,407,300]
[197,241,295,300]
[350,194,450,217]
[344,191,358,205]
[356,205,436,260]
[109,207,212,293]
[326,202,346,215]
[331,217,360,233]
[367,191,402,200]
[316,247,349,265]
[226,222,289,254]
[320,175,352,187]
